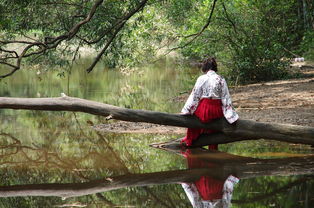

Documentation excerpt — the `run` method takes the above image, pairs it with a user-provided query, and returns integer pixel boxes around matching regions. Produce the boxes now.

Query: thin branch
[77,1,148,45]
[222,2,238,34]
[169,0,218,51]
[86,22,126,73]
[67,0,104,39]
[0,0,149,77]
[23,47,47,58]
[86,0,149,73]
[21,34,41,42]
[185,0,218,38]
[0,63,19,78]
[0,40,42,45]
[0,61,18,69]
[76,16,125,45]
[0,0,105,78]
[0,48,19,58]
[72,41,83,63]
[283,46,301,57]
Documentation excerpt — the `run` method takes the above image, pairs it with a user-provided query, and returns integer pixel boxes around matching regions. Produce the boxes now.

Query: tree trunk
[0,96,313,145]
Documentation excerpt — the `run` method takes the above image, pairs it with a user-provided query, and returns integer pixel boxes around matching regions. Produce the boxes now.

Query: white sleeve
[221,78,239,123]
[222,175,239,208]
[181,76,204,114]
[181,183,202,208]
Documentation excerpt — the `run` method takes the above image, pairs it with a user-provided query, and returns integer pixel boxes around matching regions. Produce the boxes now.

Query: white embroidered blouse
[181,70,239,124]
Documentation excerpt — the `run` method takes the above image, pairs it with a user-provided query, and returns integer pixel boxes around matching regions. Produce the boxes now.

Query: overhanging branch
[86,0,149,73]
[0,0,151,78]
[0,0,105,78]
[169,0,218,52]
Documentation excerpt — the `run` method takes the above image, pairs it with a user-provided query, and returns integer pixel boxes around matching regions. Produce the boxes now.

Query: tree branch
[185,0,218,38]
[86,22,126,73]
[67,0,104,40]
[86,0,149,73]
[222,2,238,34]
[0,0,105,78]
[0,48,19,58]
[169,0,217,51]
[0,0,150,77]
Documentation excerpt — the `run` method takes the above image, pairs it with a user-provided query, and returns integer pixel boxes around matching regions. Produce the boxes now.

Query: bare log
[0,96,313,145]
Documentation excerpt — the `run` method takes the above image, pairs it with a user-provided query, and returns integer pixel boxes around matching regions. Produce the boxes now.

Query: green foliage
[170,0,313,83]
[0,0,313,82]
[299,30,314,60]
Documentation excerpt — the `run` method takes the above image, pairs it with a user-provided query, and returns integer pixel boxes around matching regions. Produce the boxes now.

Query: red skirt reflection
[183,149,224,201]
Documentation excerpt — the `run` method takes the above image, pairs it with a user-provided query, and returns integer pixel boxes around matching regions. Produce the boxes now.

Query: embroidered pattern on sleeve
[181,76,204,114]
[221,78,239,124]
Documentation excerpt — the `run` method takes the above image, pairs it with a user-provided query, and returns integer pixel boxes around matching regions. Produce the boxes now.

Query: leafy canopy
[0,0,313,83]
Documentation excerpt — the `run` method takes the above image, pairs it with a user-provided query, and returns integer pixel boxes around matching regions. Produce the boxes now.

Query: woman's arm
[181,183,202,208]
[221,78,239,124]
[181,76,204,114]
[222,175,239,208]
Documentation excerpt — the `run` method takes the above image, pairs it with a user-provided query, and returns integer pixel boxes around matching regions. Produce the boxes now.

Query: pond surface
[0,60,313,207]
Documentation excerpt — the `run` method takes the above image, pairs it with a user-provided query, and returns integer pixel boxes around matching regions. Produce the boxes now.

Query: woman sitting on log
[181,57,239,149]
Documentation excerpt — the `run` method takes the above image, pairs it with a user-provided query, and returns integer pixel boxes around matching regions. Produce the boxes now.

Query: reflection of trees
[0,149,313,198]
[2,120,313,207]
[233,177,311,204]
[0,128,182,207]
[0,132,113,180]
[94,131,183,208]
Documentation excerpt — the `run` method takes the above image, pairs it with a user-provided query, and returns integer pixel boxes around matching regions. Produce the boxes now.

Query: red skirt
[181,98,223,149]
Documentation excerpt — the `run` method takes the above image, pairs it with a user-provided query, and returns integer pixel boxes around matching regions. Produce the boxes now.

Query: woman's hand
[178,112,190,115]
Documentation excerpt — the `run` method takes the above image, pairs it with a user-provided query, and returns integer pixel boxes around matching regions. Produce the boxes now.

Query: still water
[0,59,313,207]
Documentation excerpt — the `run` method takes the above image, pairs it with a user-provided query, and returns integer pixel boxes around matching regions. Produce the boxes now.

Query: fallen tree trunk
[0,96,313,145]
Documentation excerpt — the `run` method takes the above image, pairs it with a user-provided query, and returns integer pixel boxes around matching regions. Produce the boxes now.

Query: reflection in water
[181,149,239,208]
[0,140,313,208]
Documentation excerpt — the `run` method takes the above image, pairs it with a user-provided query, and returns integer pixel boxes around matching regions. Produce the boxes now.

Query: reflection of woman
[181,57,238,149]
[181,149,239,208]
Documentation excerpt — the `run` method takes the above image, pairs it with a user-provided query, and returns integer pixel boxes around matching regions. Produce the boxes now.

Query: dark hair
[201,57,217,72]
